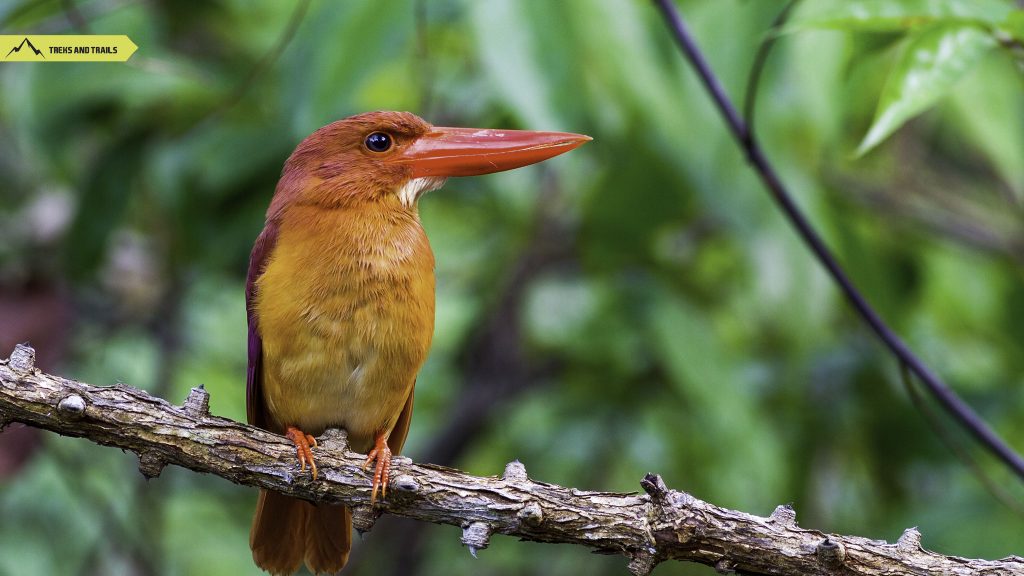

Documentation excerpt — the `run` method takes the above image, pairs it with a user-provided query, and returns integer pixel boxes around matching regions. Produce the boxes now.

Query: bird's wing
[246,222,279,428]
[387,384,415,454]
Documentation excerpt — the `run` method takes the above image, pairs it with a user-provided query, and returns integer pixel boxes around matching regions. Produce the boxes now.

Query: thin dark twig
[651,0,1024,481]
[742,0,799,132]
[61,0,90,32]
[899,363,1024,516]
[833,173,1024,266]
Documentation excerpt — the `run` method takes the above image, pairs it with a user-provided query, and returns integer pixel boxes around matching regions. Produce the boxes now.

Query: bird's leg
[285,426,318,480]
[362,431,392,503]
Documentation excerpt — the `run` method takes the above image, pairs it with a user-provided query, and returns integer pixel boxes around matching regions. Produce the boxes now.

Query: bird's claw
[362,435,392,503]
[286,426,318,480]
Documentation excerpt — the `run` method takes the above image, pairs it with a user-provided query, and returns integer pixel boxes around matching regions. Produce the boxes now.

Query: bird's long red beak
[393,127,591,178]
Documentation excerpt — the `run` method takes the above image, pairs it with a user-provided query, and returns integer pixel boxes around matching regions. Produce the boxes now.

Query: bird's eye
[364,132,393,153]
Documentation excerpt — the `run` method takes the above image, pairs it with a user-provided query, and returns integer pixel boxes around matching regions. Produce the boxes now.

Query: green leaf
[468,0,559,128]
[1000,9,1024,42]
[63,132,148,280]
[790,0,1014,32]
[947,55,1024,201]
[857,24,996,155]
[646,287,786,505]
[290,0,413,133]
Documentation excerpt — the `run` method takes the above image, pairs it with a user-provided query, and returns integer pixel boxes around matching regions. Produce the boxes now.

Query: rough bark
[1,344,1021,575]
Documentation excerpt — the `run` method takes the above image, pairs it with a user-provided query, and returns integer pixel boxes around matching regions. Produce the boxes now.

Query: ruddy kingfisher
[246,111,590,574]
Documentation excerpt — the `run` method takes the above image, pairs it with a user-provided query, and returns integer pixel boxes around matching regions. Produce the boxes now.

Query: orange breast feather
[254,201,434,451]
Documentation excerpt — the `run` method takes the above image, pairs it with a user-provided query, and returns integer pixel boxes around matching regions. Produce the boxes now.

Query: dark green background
[0,0,1022,574]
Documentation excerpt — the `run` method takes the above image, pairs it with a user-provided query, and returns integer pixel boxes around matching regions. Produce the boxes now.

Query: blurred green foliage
[0,0,1022,574]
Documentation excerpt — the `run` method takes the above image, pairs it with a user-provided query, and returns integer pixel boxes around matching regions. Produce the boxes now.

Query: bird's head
[268,111,590,217]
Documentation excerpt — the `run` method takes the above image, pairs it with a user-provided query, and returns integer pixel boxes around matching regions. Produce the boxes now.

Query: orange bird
[246,111,589,574]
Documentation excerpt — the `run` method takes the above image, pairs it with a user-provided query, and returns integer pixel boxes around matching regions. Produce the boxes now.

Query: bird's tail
[250,489,351,575]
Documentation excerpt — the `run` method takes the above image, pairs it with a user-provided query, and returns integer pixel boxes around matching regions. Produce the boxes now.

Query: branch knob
[138,452,166,479]
[816,537,846,568]
[183,385,210,417]
[517,501,543,527]
[9,344,36,373]
[897,527,922,551]
[351,505,380,535]
[392,474,420,493]
[502,460,528,482]
[461,522,493,557]
[57,394,87,418]
[768,504,797,527]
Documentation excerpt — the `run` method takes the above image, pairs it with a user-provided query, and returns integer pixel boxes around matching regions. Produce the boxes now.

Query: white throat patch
[398,177,447,207]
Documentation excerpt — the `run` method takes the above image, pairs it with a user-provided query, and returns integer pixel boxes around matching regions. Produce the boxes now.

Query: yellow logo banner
[1,35,137,62]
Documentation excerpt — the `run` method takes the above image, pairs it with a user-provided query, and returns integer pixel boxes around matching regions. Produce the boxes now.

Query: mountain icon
[5,37,45,59]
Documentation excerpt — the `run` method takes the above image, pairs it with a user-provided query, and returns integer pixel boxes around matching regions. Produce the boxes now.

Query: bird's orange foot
[285,426,318,480]
[362,432,392,503]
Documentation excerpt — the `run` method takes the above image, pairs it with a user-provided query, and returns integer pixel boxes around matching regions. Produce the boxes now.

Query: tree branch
[1,345,1021,576]
[651,0,1024,481]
